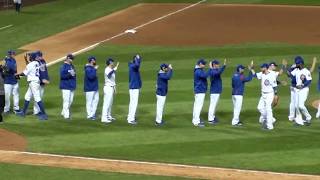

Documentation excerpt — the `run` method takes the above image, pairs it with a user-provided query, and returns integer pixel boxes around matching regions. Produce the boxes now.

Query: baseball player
[208,59,226,125]
[101,58,119,124]
[16,53,48,120]
[33,51,50,115]
[60,54,76,120]
[231,63,255,126]
[155,63,173,126]
[192,59,208,128]
[127,54,142,125]
[256,63,277,130]
[291,56,312,126]
[3,50,20,114]
[287,64,297,121]
[84,56,99,120]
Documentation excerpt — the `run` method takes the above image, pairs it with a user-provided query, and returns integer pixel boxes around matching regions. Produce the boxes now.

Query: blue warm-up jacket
[60,63,76,90]
[84,64,98,92]
[232,71,253,95]
[4,57,17,84]
[209,65,226,94]
[128,59,142,89]
[194,67,208,94]
[156,69,173,96]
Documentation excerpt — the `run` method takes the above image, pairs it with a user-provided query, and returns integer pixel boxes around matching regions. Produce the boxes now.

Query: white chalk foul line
[0,24,13,31]
[46,0,207,66]
[1,150,319,178]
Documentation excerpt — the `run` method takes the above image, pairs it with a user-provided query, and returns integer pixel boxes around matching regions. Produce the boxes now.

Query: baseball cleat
[233,122,243,127]
[293,122,303,127]
[155,120,165,127]
[16,111,25,117]
[194,122,205,128]
[304,121,311,126]
[108,117,116,121]
[208,120,218,125]
[13,109,21,114]
[3,111,10,115]
[128,120,138,125]
[38,114,48,121]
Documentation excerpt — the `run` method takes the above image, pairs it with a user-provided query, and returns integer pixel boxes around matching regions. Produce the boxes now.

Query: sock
[37,101,46,115]
[22,100,30,113]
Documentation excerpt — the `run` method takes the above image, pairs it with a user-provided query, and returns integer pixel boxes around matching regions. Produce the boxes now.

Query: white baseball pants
[127,89,139,122]
[155,95,166,123]
[33,85,45,115]
[288,87,295,121]
[208,94,220,121]
[86,91,99,119]
[61,90,74,119]
[232,95,243,125]
[294,87,311,125]
[257,92,274,130]
[101,86,114,122]
[4,83,19,112]
[192,93,205,125]
[24,81,41,102]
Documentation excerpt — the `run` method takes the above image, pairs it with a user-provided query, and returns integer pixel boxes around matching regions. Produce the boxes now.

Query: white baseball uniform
[256,71,277,130]
[291,68,312,125]
[101,66,116,123]
[23,61,41,103]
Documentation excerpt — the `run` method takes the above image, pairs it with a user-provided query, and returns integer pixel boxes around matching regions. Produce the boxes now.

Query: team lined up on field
[1,50,318,129]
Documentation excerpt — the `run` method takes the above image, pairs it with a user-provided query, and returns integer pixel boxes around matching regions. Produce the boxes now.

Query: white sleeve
[256,72,262,80]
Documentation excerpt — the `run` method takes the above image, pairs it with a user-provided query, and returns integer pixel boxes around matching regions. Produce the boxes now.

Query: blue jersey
[84,65,98,92]
[59,63,76,90]
[156,69,173,96]
[4,57,17,84]
[39,59,49,86]
[194,67,208,94]
[208,65,226,94]
[232,72,253,95]
[128,59,142,89]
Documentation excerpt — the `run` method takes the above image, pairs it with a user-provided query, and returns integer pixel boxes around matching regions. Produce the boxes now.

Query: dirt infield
[0,129,26,151]
[0,150,319,180]
[15,3,320,72]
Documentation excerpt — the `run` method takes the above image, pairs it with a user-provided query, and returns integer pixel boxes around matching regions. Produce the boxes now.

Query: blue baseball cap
[30,52,37,61]
[35,51,43,57]
[211,60,220,65]
[236,64,246,71]
[106,58,114,65]
[197,59,206,65]
[7,50,15,56]
[66,54,74,60]
[260,63,269,68]
[269,61,278,66]
[88,56,96,62]
[295,56,304,65]
[160,63,168,69]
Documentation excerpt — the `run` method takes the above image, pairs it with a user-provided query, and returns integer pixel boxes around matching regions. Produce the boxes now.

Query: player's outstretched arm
[310,57,317,73]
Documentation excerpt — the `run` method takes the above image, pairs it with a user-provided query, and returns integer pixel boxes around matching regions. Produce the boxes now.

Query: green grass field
[1,0,320,178]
